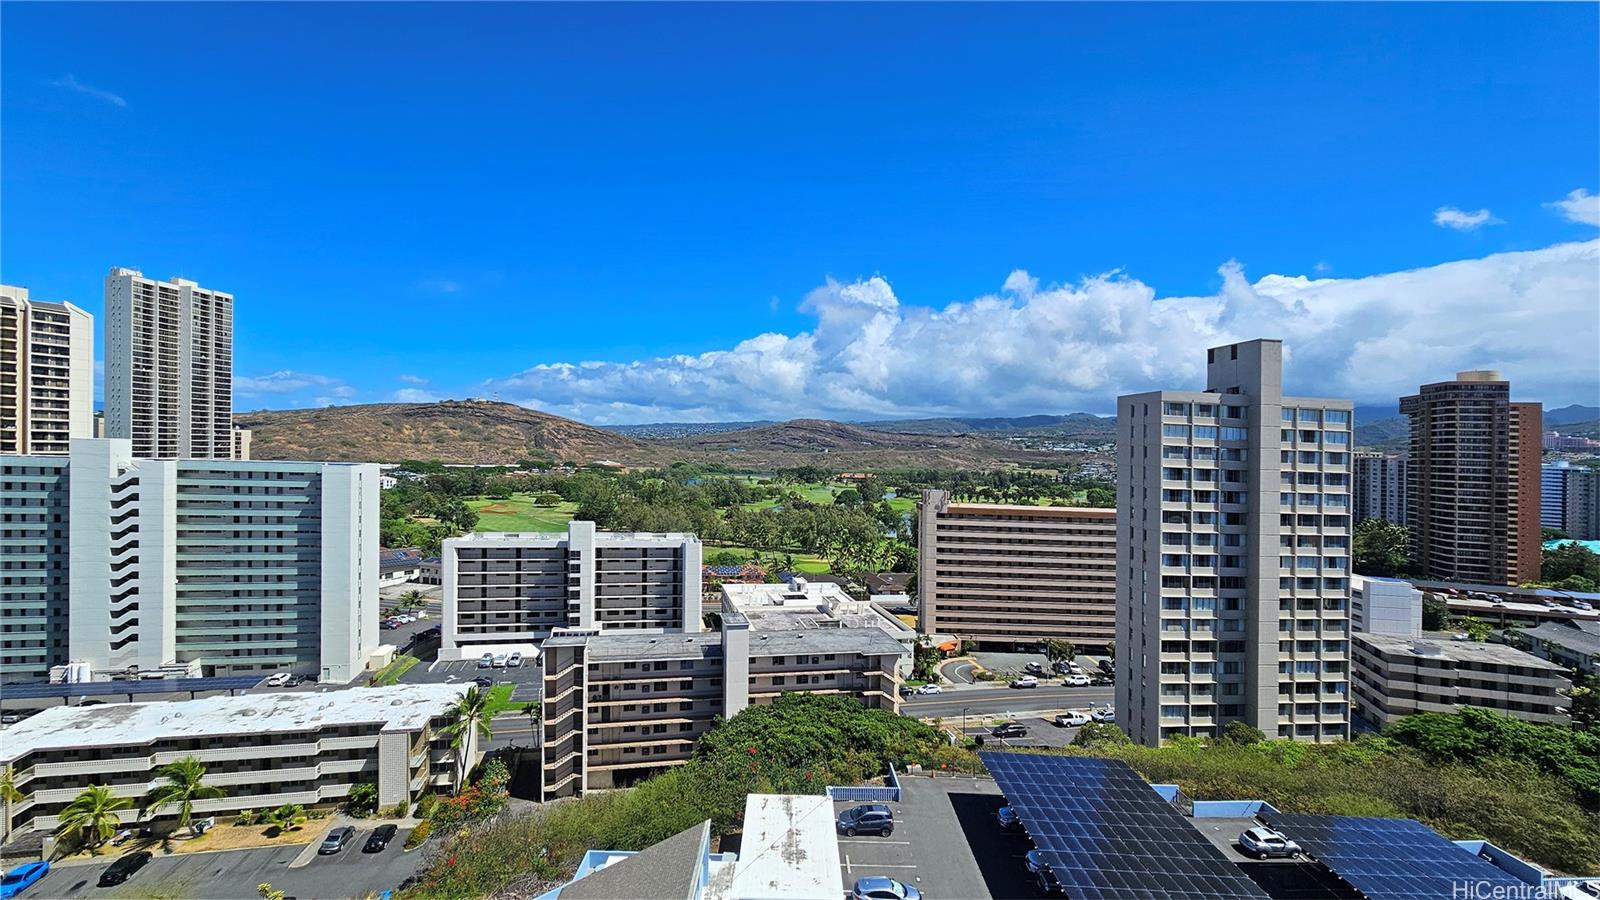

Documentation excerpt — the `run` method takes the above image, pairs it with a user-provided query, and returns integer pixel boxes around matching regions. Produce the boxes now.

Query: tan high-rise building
[917,491,1116,649]
[103,268,234,459]
[1118,339,1353,746]
[0,285,94,455]
[1400,371,1541,586]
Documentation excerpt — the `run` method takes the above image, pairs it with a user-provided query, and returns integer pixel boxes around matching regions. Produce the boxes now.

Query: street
[902,684,1114,719]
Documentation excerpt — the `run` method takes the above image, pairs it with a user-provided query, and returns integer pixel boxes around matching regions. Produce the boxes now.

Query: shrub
[235,809,260,827]
[347,783,379,817]
[404,821,431,849]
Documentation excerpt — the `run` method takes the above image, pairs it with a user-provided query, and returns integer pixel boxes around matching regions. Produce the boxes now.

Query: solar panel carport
[981,752,1270,900]
[1259,813,1530,900]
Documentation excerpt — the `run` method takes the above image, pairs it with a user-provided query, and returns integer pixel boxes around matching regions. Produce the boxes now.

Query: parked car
[1091,707,1115,723]
[318,826,355,855]
[1239,826,1301,859]
[1062,674,1090,686]
[110,828,134,846]
[492,653,509,668]
[477,653,494,669]
[97,851,152,887]
[1098,659,1114,674]
[1054,711,1092,727]
[836,804,895,837]
[1,861,49,899]
[506,651,524,668]
[1036,864,1066,896]
[473,676,494,688]
[850,876,921,900]
[991,722,1028,739]
[1575,601,1595,611]
[1024,662,1046,675]
[363,824,399,853]
[996,805,1023,831]
[913,683,944,695]
[1009,676,1039,689]
[1024,849,1048,874]
[265,672,292,687]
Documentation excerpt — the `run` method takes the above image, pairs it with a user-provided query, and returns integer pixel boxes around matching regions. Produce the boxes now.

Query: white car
[1090,707,1115,723]
[1239,826,1301,859]
[1054,711,1092,727]
[1010,676,1040,689]
[914,683,944,695]
[477,653,494,669]
[264,672,292,687]
[1063,674,1090,686]
[506,651,523,668]
[492,653,509,668]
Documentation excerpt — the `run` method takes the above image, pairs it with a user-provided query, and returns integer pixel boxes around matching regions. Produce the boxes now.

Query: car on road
[1009,675,1039,689]
[97,851,152,887]
[364,824,399,853]
[836,804,895,837]
[492,653,509,668]
[1054,711,1092,727]
[318,826,355,855]
[850,876,921,900]
[996,805,1023,831]
[991,722,1028,739]
[265,672,292,687]
[473,676,494,688]
[913,683,944,695]
[1062,674,1090,686]
[1,861,49,899]
[507,651,524,668]
[1238,826,1301,858]
[477,653,494,669]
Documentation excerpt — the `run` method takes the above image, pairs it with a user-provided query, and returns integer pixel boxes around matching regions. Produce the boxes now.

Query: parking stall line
[837,839,912,845]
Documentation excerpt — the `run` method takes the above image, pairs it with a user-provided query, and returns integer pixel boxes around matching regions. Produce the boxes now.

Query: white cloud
[1546,188,1600,227]
[397,374,429,385]
[480,240,1600,424]
[417,278,462,294]
[1432,206,1501,231]
[237,370,353,397]
[48,74,127,107]
[394,388,442,403]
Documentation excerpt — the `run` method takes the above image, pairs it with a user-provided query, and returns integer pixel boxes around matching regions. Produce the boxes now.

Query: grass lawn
[701,544,832,574]
[481,683,519,718]
[466,494,578,531]
[370,653,420,686]
[739,481,856,511]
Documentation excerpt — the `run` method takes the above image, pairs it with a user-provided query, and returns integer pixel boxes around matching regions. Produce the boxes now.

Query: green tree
[1422,594,1450,631]
[1459,616,1493,642]
[1083,486,1115,507]
[1542,527,1569,541]
[55,785,132,851]
[1070,722,1131,749]
[1569,675,1600,734]
[1043,639,1076,666]
[346,783,378,817]
[442,687,495,789]
[0,765,22,845]
[1543,542,1600,585]
[258,883,287,900]
[1105,639,1115,662]
[142,756,224,836]
[1353,519,1412,577]
[911,638,942,682]
[1219,721,1266,745]
[262,803,307,835]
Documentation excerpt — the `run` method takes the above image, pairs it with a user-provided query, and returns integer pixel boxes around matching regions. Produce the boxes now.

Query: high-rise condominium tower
[1400,371,1541,586]
[1117,339,1353,746]
[0,285,94,455]
[104,267,234,459]
[1352,451,1407,526]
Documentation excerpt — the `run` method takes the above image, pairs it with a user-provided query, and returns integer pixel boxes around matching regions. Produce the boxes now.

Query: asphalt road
[902,685,1114,719]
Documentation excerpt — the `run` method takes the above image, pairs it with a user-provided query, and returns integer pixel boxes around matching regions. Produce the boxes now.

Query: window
[1164,402,1191,416]
[1163,424,1190,438]
[1221,427,1248,440]
[1325,431,1349,445]
[1324,410,1349,425]
[1282,409,1296,423]
[1194,426,1219,440]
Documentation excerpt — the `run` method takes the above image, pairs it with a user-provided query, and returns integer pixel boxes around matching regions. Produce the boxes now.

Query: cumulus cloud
[1546,188,1600,227]
[397,374,429,385]
[1432,206,1501,231]
[237,370,354,397]
[49,73,127,107]
[479,241,1600,424]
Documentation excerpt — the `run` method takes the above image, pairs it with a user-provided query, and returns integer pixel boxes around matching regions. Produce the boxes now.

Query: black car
[991,722,1028,739]
[363,824,399,853]
[473,675,494,688]
[836,804,895,837]
[98,850,152,887]
[1036,865,1066,896]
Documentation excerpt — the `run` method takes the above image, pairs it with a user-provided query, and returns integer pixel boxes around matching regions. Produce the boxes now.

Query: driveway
[939,658,978,684]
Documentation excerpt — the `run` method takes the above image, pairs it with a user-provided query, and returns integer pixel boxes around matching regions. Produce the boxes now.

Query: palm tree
[442,687,494,792]
[261,804,307,836]
[520,701,539,739]
[1,764,23,844]
[400,589,425,611]
[55,785,132,851]
[143,756,224,836]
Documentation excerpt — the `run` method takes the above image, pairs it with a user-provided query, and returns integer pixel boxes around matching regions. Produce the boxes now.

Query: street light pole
[962,706,970,777]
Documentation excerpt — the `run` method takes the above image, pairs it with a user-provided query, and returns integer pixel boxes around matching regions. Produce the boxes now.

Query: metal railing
[825,764,901,803]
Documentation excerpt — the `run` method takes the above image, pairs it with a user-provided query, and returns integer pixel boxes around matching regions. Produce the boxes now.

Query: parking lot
[23,824,424,899]
[972,650,1112,682]
[961,714,1089,749]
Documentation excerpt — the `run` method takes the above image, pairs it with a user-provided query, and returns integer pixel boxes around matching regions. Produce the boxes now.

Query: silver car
[1239,826,1301,858]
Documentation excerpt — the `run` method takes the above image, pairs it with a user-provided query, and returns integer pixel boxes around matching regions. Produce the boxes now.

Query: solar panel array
[1259,813,1530,899]
[981,752,1270,900]
[0,675,265,700]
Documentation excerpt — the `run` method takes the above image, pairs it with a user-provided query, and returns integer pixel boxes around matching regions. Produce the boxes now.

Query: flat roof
[943,502,1116,519]
[455,530,698,543]
[0,684,467,763]
[1411,578,1600,603]
[1354,631,1567,670]
[545,631,724,662]
[748,628,908,657]
[705,794,840,900]
[0,675,265,701]
[722,582,916,640]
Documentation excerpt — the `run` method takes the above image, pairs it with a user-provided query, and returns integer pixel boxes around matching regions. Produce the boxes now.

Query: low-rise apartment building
[441,522,702,661]
[0,684,472,842]
[1510,619,1600,678]
[1350,631,1569,727]
[539,595,905,799]
[916,490,1116,650]
[720,578,918,675]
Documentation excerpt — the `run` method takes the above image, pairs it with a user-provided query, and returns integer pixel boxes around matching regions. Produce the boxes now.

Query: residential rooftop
[1354,631,1568,669]
[1517,619,1600,658]
[543,630,724,662]
[453,530,700,543]
[0,684,467,762]
[704,794,840,900]
[721,581,916,640]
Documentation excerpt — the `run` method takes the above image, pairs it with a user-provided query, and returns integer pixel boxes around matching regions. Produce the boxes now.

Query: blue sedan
[0,861,49,900]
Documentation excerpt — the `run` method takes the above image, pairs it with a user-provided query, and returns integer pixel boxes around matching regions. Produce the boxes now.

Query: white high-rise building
[0,285,94,456]
[1117,339,1352,746]
[1353,451,1407,527]
[0,438,379,684]
[104,268,234,460]
[1542,461,1600,541]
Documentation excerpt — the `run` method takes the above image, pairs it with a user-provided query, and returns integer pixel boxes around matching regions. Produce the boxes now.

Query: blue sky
[3,2,1597,422]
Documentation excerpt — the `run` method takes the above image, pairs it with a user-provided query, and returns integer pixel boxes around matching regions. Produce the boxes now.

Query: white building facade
[1349,574,1423,637]
[1541,461,1600,540]
[1353,451,1407,527]
[103,268,234,460]
[1117,339,1352,746]
[0,285,94,457]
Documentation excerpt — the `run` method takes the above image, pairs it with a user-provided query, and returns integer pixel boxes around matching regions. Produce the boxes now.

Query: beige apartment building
[442,522,703,661]
[1400,371,1541,586]
[0,685,473,842]
[1350,631,1569,727]
[0,285,94,456]
[1118,339,1353,746]
[539,593,905,799]
[917,492,1116,649]
[104,268,235,460]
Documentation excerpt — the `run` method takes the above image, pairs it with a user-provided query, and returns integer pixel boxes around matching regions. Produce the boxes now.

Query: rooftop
[1352,631,1566,670]
[1518,619,1600,658]
[456,530,699,543]
[0,684,467,763]
[544,630,724,662]
[747,627,909,658]
[705,794,840,900]
[721,581,916,643]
